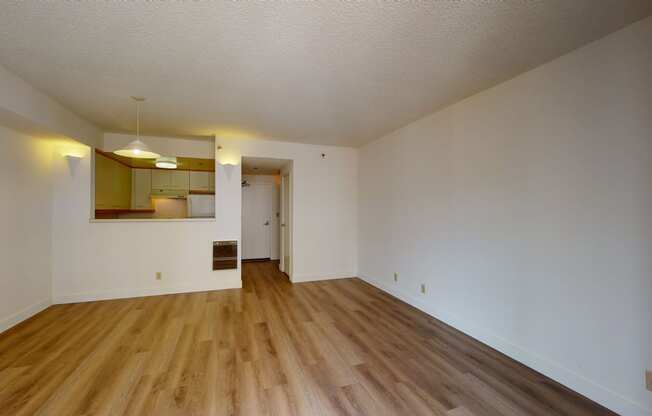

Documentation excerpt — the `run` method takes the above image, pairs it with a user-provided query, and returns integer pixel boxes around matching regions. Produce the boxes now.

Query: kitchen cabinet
[151,169,170,189]
[170,170,189,190]
[131,169,152,209]
[152,169,189,190]
[189,171,211,191]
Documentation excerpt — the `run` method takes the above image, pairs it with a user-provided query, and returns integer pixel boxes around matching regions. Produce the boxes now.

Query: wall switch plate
[646,370,652,392]
[420,283,426,294]
[156,272,162,280]
[394,272,398,282]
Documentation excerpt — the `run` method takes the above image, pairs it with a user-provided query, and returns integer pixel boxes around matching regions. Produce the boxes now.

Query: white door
[242,183,273,260]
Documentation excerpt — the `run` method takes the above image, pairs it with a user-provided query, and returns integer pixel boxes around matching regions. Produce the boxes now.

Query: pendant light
[155,156,178,169]
[114,97,161,159]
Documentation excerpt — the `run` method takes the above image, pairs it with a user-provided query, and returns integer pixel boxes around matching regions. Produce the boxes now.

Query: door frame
[240,156,293,281]
[280,167,293,280]
[279,174,289,275]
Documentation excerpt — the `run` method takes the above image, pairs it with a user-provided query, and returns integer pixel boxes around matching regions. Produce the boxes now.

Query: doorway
[241,157,292,278]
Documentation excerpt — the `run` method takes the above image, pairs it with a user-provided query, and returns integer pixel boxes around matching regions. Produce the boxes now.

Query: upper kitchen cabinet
[131,169,152,209]
[189,171,211,191]
[151,169,170,189]
[152,170,189,191]
[170,171,189,190]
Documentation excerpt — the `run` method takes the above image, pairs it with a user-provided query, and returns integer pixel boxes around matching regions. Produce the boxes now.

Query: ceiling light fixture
[114,97,161,159]
[155,156,178,169]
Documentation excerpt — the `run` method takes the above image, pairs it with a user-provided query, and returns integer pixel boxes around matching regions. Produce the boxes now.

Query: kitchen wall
[0,126,54,332]
[51,133,357,303]
[94,151,132,210]
[358,16,652,416]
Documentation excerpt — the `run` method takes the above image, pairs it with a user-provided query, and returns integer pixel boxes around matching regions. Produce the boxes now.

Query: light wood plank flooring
[0,261,616,415]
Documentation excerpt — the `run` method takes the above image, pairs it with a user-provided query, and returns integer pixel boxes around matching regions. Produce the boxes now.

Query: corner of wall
[358,274,652,416]
[0,299,51,334]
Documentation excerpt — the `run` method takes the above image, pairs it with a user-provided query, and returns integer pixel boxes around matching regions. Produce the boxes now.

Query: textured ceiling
[1,1,650,147]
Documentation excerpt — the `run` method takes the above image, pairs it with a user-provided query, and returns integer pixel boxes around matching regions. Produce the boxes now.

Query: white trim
[292,272,356,283]
[53,282,242,304]
[0,299,51,334]
[359,274,651,416]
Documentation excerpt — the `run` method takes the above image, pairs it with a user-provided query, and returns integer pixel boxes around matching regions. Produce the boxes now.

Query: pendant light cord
[132,96,145,140]
[136,101,140,140]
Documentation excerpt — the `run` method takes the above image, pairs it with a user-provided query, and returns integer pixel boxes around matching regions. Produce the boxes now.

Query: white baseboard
[292,272,356,283]
[53,282,242,304]
[359,274,650,416]
[0,299,51,334]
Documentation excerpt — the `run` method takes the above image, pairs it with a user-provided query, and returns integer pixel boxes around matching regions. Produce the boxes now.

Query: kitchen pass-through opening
[93,135,216,220]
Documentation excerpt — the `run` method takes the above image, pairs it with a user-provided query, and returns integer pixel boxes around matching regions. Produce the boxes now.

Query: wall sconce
[218,160,236,180]
[54,141,88,173]
[216,145,240,167]
[60,148,86,159]
[63,154,83,176]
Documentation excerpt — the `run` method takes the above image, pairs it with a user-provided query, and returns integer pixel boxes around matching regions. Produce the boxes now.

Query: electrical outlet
[420,283,426,294]
[156,272,162,280]
[393,272,398,282]
[646,370,652,392]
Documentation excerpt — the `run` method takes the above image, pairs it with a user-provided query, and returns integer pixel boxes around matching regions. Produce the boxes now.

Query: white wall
[358,17,652,416]
[218,138,358,282]
[51,134,233,303]
[0,126,54,332]
[0,64,101,147]
[51,134,357,302]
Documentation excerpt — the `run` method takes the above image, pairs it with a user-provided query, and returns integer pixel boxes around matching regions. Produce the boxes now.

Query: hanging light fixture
[114,97,161,159]
[155,156,178,169]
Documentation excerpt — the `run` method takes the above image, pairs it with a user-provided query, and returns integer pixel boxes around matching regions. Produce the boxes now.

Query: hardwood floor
[0,261,616,416]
